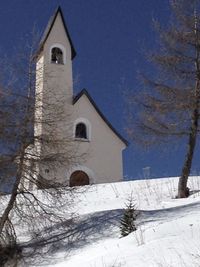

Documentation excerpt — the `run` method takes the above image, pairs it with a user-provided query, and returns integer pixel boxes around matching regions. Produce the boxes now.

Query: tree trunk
[0,148,25,237]
[178,16,200,198]
[178,108,198,198]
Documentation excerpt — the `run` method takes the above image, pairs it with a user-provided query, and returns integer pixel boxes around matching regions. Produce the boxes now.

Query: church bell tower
[33,7,76,186]
[34,6,76,137]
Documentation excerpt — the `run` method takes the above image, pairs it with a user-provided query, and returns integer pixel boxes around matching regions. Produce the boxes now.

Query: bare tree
[127,0,200,198]
[0,33,85,266]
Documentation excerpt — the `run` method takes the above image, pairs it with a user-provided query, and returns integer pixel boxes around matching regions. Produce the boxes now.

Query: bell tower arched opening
[51,47,64,64]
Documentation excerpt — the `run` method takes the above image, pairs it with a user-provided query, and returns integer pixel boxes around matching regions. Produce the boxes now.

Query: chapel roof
[73,89,128,146]
[37,6,76,59]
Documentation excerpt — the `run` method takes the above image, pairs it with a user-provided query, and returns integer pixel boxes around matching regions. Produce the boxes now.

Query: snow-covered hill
[44,176,200,267]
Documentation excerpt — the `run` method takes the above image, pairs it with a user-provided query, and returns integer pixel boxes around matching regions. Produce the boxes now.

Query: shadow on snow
[19,209,124,266]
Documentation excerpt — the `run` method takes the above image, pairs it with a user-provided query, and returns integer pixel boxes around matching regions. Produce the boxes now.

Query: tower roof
[38,6,76,59]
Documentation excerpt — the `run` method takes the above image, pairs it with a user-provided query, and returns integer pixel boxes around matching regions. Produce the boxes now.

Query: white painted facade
[34,7,127,186]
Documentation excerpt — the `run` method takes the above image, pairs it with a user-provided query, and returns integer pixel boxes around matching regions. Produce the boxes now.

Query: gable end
[73,89,128,146]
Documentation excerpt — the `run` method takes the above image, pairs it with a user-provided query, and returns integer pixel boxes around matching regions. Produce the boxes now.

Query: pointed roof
[38,6,76,59]
[73,89,128,146]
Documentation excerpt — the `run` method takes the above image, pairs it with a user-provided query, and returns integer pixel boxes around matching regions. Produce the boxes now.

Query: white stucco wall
[71,94,126,184]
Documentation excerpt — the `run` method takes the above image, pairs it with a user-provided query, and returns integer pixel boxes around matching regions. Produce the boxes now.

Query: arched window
[75,123,87,139]
[51,47,63,64]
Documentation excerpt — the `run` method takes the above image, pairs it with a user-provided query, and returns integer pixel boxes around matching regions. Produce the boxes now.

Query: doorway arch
[69,170,89,187]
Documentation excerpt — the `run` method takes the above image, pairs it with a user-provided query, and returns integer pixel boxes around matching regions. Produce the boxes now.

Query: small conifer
[120,196,137,237]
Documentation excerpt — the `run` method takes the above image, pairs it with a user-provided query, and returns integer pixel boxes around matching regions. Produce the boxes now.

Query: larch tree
[0,33,85,266]
[127,0,200,198]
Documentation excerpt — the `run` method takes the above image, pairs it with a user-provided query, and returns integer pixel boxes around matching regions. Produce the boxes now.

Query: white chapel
[33,7,127,187]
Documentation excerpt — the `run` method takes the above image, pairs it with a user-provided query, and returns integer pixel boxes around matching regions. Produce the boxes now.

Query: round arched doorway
[69,170,89,187]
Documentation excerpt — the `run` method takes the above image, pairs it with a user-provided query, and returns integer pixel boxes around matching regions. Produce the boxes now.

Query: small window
[75,123,87,139]
[51,47,63,64]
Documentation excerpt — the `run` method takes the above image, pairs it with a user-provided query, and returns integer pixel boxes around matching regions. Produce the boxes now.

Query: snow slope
[42,176,200,267]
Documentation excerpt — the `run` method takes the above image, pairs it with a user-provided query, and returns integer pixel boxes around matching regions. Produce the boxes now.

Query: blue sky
[1,0,200,180]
